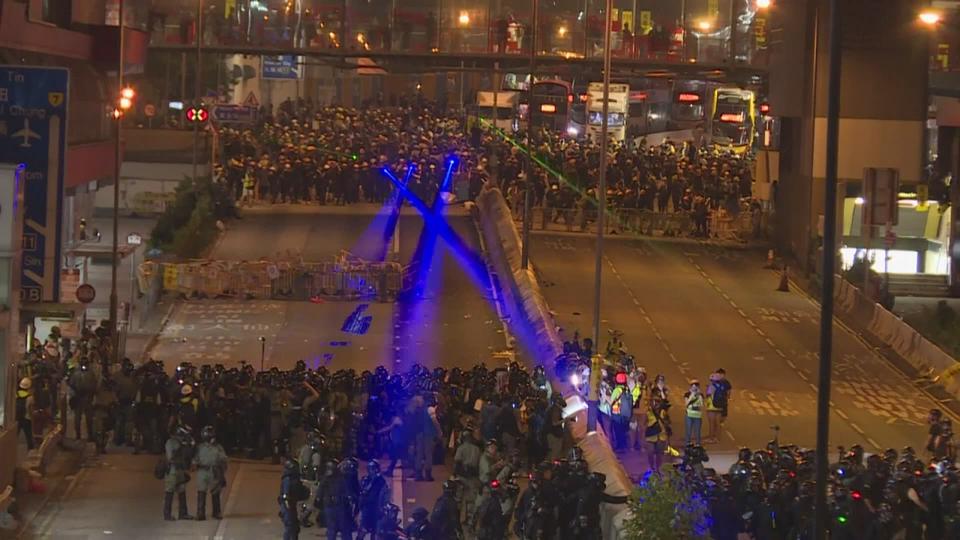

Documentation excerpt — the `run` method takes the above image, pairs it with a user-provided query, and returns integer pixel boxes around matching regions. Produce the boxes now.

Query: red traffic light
[759,102,770,115]
[186,107,209,122]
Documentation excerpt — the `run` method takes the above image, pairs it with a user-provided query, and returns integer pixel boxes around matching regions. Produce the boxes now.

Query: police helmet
[367,460,381,475]
[180,384,193,397]
[284,457,301,472]
[201,425,216,442]
[411,507,429,520]
[19,377,32,390]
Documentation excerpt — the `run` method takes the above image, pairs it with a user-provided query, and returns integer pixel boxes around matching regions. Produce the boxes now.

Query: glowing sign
[719,112,744,123]
[677,92,701,103]
[540,103,557,113]
[630,91,648,101]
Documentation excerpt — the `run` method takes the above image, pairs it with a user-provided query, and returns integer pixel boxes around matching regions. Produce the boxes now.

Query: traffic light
[186,107,209,123]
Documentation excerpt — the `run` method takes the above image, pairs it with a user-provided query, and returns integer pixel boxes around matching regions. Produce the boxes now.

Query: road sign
[863,168,899,226]
[0,66,69,303]
[212,104,257,124]
[75,283,96,304]
[186,107,209,122]
[261,56,301,80]
[127,232,143,246]
[144,103,156,117]
[242,91,260,108]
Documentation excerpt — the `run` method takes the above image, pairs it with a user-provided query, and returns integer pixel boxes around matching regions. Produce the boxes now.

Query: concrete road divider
[476,185,631,539]
[834,275,960,401]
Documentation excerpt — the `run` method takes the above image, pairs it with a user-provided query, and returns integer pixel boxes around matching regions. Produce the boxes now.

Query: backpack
[712,382,729,410]
[153,456,169,480]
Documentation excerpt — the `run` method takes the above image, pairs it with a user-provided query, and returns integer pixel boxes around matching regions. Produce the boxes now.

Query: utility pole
[521,0,538,269]
[589,0,613,433]
[192,0,204,184]
[109,0,126,365]
[814,1,842,538]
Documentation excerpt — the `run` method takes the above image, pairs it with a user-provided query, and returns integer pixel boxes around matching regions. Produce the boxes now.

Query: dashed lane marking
[836,410,849,420]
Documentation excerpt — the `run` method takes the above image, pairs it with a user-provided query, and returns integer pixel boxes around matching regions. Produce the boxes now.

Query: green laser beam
[478,118,628,225]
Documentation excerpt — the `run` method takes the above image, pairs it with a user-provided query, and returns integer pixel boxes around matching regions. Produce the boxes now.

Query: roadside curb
[137,300,177,362]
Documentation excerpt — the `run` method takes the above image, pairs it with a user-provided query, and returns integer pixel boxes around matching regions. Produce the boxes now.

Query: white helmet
[180,384,193,396]
[19,377,32,390]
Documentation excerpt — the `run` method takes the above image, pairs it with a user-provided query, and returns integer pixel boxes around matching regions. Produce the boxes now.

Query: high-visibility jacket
[685,393,704,419]
[611,387,624,415]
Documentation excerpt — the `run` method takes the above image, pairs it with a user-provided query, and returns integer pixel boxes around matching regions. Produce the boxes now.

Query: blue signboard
[0,66,68,303]
[212,104,257,124]
[261,55,301,80]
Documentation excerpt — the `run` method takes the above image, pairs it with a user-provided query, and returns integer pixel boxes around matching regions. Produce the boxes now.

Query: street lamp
[696,19,712,32]
[918,10,942,27]
[756,0,772,9]
[258,336,266,371]
[458,11,470,26]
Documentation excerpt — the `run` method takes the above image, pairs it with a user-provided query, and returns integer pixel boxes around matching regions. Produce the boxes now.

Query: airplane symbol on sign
[12,119,41,147]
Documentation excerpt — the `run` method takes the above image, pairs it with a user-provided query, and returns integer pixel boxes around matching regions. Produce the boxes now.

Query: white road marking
[836,410,849,420]
[850,423,865,435]
[391,467,405,520]
[214,463,247,540]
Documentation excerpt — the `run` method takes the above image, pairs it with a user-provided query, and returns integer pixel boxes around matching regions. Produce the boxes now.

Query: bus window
[589,111,626,126]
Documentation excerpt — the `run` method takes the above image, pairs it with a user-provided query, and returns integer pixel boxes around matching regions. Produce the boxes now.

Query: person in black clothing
[430,479,462,539]
[404,506,434,539]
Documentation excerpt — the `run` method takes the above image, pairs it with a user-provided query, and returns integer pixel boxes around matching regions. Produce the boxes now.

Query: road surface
[532,231,936,455]
[24,204,501,538]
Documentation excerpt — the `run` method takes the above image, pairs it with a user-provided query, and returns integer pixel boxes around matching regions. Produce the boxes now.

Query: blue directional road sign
[0,66,68,303]
[211,104,257,124]
[261,55,301,80]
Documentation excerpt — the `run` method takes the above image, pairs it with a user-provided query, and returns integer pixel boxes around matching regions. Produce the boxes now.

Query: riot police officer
[430,479,462,539]
[321,460,356,539]
[375,503,403,539]
[358,459,388,539]
[163,424,196,521]
[68,357,97,441]
[279,457,309,540]
[298,432,324,527]
[405,506,434,539]
[194,425,228,520]
[572,472,628,539]
[453,427,481,527]
[476,480,507,540]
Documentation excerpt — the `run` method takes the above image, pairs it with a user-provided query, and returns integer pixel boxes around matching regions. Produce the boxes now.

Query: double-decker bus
[529,79,574,135]
[669,81,710,130]
[587,82,629,142]
[709,87,756,154]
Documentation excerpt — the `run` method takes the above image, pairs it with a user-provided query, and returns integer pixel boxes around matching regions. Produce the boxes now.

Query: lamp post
[588,0,613,433]
[110,0,133,365]
[259,336,267,371]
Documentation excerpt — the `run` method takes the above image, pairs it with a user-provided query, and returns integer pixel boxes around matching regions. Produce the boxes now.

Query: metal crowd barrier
[520,206,761,241]
[139,258,405,303]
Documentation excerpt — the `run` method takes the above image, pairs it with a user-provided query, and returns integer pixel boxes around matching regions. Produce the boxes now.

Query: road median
[475,185,632,539]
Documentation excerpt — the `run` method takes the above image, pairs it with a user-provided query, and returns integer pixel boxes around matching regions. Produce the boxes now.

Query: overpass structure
[147,43,767,84]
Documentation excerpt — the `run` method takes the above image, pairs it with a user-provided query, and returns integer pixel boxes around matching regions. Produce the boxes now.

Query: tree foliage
[622,469,712,540]
[149,176,234,259]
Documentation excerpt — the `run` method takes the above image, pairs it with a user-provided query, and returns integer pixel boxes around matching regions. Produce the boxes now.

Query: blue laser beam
[393,159,455,368]
[375,163,415,262]
[379,166,488,286]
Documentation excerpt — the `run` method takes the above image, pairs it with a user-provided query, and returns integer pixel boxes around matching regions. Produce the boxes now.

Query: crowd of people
[214,96,762,241]
[15,311,960,539]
